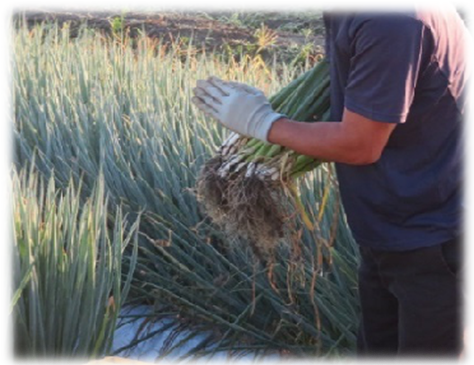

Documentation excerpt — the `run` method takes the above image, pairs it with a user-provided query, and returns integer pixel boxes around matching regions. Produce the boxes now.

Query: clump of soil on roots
[227,175,290,261]
[196,156,230,223]
[197,158,295,263]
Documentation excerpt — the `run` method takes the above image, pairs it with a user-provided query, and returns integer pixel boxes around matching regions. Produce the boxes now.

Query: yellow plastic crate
[85,357,154,365]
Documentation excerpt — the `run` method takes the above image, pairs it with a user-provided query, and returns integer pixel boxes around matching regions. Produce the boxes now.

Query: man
[192,5,468,357]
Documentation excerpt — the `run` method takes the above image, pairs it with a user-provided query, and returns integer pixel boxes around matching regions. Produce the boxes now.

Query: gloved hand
[192,76,285,142]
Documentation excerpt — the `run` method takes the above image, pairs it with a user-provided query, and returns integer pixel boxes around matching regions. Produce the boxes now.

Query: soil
[14,10,326,63]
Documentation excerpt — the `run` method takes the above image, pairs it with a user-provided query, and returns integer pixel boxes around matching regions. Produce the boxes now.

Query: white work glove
[192,76,285,142]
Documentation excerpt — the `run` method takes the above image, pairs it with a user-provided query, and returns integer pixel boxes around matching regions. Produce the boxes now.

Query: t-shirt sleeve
[344,16,430,123]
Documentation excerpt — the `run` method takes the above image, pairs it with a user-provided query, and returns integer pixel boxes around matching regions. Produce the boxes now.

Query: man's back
[323,7,469,250]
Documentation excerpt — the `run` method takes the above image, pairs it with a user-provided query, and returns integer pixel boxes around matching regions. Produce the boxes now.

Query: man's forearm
[267,117,382,165]
[192,77,396,161]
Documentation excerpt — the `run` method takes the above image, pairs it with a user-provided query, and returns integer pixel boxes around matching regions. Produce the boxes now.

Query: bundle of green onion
[196,60,330,262]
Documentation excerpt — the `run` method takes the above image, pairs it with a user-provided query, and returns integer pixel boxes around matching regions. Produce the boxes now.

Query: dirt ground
[14,10,326,62]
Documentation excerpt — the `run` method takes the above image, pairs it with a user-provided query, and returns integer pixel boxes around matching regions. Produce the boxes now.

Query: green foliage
[292,43,314,65]
[11,168,139,358]
[110,15,125,34]
[109,13,127,42]
[12,22,359,359]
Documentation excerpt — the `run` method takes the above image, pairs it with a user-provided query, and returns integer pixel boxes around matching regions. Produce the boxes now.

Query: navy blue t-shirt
[323,7,469,250]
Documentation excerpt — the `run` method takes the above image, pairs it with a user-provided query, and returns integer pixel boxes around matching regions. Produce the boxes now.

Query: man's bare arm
[267,108,397,165]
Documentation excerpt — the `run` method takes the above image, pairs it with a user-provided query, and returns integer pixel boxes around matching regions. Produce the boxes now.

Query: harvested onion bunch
[196,60,330,261]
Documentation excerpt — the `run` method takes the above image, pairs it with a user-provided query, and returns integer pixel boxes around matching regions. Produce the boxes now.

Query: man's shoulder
[357,2,432,20]
[354,2,419,23]
[350,7,462,37]
[349,12,423,36]
[353,2,459,29]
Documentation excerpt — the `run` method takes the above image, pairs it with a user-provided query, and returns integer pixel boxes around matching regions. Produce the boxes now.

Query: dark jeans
[357,237,463,358]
